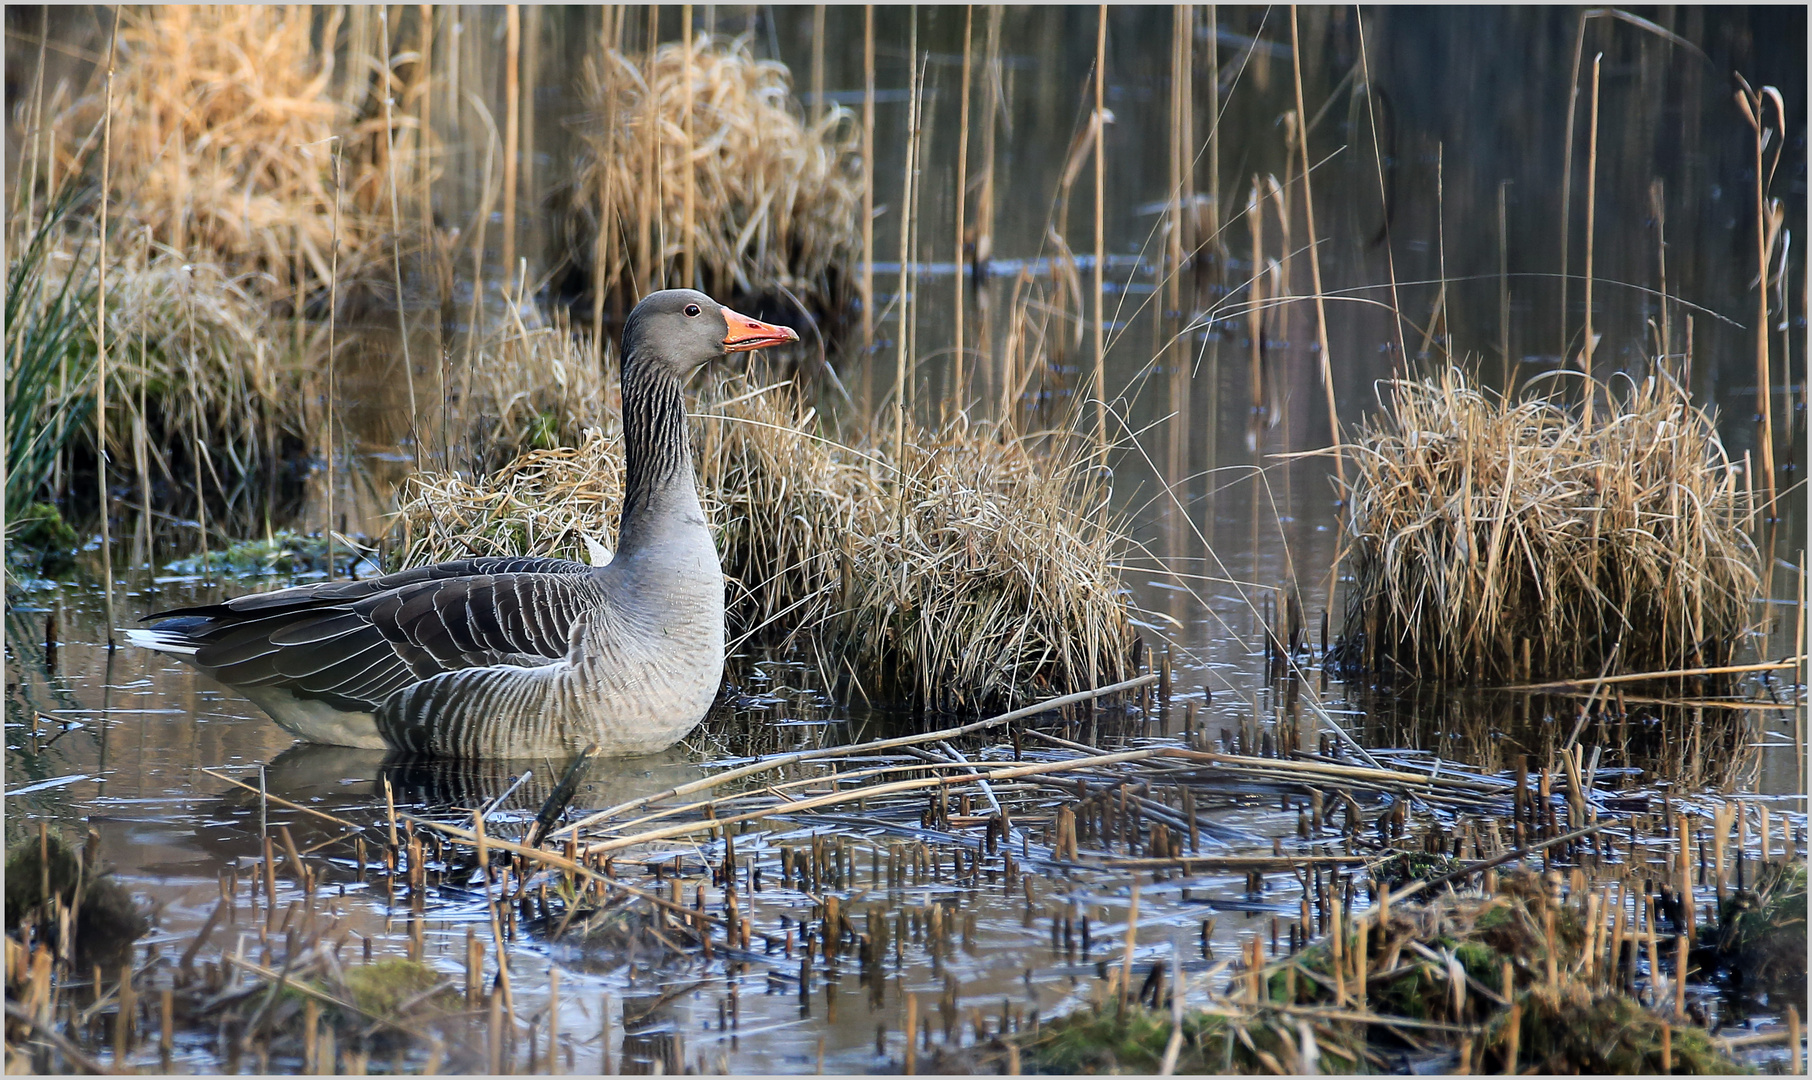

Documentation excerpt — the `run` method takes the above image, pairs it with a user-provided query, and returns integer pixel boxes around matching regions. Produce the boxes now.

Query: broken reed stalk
[1091,4,1108,467]
[1247,179,1263,417]
[1582,51,1601,419]
[861,5,875,356]
[1558,9,1588,367]
[893,9,920,480]
[502,4,521,286]
[1289,5,1343,486]
[1743,82,1779,511]
[952,4,973,418]
[380,8,419,445]
[97,25,119,648]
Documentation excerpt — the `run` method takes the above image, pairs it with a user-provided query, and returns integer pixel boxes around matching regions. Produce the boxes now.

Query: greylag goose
[127,289,798,758]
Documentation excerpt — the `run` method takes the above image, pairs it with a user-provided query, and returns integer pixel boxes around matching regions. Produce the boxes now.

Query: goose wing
[148,558,605,712]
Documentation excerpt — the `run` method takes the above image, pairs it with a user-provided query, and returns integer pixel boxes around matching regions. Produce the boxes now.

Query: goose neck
[617,356,699,554]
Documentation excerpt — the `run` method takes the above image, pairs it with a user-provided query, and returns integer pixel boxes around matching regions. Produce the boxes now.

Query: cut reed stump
[1335,369,1759,687]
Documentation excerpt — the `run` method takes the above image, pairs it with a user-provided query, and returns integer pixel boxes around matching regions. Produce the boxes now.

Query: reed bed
[393,365,1134,714]
[44,6,411,300]
[572,33,864,327]
[1338,368,1761,686]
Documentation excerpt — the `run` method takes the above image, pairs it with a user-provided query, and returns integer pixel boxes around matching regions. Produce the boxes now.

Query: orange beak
[721,307,800,352]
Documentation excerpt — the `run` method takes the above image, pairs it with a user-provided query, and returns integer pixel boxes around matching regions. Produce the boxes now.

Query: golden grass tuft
[1338,367,1760,685]
[574,34,864,325]
[394,368,1136,713]
[48,6,410,297]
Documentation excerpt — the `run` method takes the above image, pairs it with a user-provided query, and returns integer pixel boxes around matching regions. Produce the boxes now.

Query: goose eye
[684,304,702,318]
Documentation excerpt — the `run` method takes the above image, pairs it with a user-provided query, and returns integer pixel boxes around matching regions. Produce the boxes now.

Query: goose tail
[122,617,213,657]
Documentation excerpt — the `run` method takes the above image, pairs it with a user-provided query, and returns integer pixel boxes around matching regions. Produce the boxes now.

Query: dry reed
[1338,367,1760,686]
[573,33,865,326]
[47,6,414,300]
[393,358,1135,713]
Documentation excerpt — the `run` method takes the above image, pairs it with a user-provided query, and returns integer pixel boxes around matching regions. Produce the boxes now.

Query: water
[5,5,1806,1073]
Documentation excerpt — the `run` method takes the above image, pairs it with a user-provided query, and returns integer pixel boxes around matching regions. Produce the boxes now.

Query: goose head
[622,288,799,375]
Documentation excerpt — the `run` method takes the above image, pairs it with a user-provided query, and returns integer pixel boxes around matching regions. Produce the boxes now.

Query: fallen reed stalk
[554,673,1157,838]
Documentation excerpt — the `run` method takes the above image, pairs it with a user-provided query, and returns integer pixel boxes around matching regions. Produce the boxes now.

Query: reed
[1337,367,1760,686]
[861,5,876,355]
[1736,77,1785,514]
[47,6,413,301]
[1288,5,1342,487]
[502,5,521,285]
[952,5,974,417]
[1091,5,1108,467]
[1582,52,1602,415]
[379,8,419,444]
[574,32,864,330]
[96,24,117,642]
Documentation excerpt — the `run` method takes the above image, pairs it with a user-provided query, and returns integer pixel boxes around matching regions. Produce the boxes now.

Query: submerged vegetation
[1337,368,1761,686]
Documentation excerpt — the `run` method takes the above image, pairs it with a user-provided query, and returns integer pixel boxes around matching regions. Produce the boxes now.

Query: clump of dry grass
[47,6,409,298]
[449,307,612,474]
[394,369,1136,713]
[1338,367,1760,685]
[573,34,864,327]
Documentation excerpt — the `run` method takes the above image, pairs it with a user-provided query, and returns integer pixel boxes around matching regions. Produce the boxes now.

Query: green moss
[11,502,79,551]
[1488,984,1742,1074]
[1708,861,1807,992]
[337,958,458,1017]
[163,530,370,578]
[4,834,147,970]
[1016,1004,1367,1075]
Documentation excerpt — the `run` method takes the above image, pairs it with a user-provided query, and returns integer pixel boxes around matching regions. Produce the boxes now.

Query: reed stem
[1748,86,1778,511]
[681,4,696,289]
[861,5,876,357]
[952,5,973,420]
[892,8,920,483]
[1290,5,1343,487]
[380,8,419,448]
[1559,9,1588,368]
[326,139,344,580]
[1092,5,1108,467]
[1582,52,1601,422]
[1499,180,1511,390]
[502,5,521,285]
[96,23,118,647]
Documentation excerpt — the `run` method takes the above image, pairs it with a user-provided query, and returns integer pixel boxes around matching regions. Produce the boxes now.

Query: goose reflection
[197,742,710,860]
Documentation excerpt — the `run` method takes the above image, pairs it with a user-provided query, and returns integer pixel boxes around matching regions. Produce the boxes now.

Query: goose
[127,289,798,759]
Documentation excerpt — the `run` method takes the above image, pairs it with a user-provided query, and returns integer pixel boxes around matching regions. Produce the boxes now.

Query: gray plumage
[129,290,797,758]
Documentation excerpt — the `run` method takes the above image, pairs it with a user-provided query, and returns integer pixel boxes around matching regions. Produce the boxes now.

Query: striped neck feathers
[618,353,697,550]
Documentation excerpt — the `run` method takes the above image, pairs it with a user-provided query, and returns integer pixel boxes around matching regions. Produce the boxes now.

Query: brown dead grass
[47,6,412,298]
[1338,367,1760,685]
[573,33,864,325]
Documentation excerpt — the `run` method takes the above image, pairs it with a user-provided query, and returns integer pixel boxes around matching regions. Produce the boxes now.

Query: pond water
[5,4,1807,1074]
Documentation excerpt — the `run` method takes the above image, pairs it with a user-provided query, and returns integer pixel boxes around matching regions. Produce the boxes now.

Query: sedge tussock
[395,365,1134,713]
[574,34,864,326]
[46,6,412,298]
[1337,367,1760,686]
